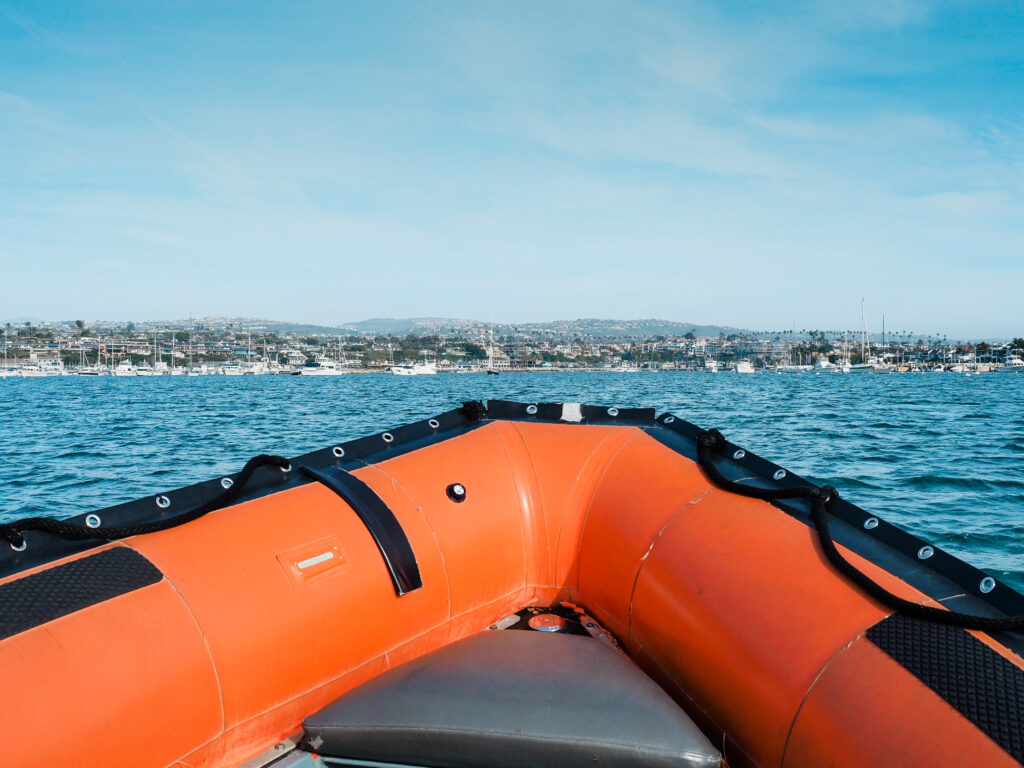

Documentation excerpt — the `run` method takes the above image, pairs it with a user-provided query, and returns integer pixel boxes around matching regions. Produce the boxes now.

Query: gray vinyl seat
[303,629,721,768]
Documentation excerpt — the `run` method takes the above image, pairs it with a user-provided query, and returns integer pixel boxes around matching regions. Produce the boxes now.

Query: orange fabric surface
[783,636,1021,768]
[0,548,221,768]
[3,420,1022,768]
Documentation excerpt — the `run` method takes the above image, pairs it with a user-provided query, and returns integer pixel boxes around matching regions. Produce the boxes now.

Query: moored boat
[1000,356,1024,373]
[1,400,1022,768]
[294,355,347,376]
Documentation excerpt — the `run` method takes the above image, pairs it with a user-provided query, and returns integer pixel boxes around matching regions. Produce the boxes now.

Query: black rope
[696,429,1024,632]
[0,454,291,549]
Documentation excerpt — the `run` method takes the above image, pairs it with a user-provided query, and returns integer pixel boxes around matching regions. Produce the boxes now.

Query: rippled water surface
[2,373,1022,589]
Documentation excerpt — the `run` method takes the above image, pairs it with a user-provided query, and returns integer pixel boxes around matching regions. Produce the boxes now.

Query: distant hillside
[338,317,754,339]
[338,317,477,334]
[327,317,756,339]
[17,315,758,340]
[511,318,754,338]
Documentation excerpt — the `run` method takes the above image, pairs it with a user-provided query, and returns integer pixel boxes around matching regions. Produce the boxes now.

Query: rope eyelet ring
[10,538,26,552]
[733,450,745,460]
[155,495,171,509]
[428,419,440,429]
[773,469,786,480]
[607,407,619,417]
[280,463,292,473]
[221,477,234,489]
[664,416,675,424]
[85,514,101,529]
[917,545,934,560]
[332,446,345,458]
[382,432,394,443]
[525,404,538,415]
[980,577,996,594]
[863,517,879,530]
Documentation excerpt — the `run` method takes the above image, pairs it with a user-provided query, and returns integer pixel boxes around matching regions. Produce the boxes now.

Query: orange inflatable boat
[1,400,1022,768]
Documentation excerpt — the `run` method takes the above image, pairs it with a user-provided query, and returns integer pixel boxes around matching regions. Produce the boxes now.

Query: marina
[3,358,1021,377]
[3,324,1022,378]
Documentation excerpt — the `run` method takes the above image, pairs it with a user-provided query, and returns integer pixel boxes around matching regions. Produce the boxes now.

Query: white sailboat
[849,300,873,373]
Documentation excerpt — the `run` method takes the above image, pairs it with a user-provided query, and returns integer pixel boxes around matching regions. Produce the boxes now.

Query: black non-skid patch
[867,613,1024,763]
[0,547,162,641]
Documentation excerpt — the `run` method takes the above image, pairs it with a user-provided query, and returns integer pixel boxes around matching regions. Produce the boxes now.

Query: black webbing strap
[299,464,422,596]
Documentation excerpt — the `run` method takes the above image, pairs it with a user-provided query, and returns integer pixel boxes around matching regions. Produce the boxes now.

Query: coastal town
[2,317,1022,376]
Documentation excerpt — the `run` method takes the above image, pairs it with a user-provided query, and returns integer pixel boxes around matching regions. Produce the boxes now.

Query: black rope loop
[698,428,726,451]
[459,400,488,422]
[817,485,838,505]
[696,429,1024,632]
[0,454,290,549]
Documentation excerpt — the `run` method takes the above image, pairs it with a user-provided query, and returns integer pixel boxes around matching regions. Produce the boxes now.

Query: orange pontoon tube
[0,400,1021,768]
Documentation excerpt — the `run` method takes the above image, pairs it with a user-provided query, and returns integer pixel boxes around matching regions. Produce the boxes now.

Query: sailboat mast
[860,299,867,362]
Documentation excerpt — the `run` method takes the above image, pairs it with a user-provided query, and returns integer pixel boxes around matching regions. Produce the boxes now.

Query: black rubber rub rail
[0,454,291,550]
[299,465,422,596]
[0,547,162,641]
[868,614,1024,764]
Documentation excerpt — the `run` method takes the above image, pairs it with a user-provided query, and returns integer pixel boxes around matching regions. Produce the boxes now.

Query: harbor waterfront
[1,372,1021,592]
[4,317,1023,376]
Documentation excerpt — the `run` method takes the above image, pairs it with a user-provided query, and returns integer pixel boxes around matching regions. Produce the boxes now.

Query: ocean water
[1,372,1022,590]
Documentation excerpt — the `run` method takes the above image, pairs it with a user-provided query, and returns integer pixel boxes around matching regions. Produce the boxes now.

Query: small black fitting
[446,483,468,503]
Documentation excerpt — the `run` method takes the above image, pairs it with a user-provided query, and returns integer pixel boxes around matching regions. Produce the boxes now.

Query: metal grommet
[525,404,538,415]
[85,514,101,529]
[428,419,440,429]
[607,407,619,417]
[773,469,786,480]
[220,477,234,489]
[332,446,345,458]
[155,495,171,509]
[917,545,934,560]
[446,483,467,502]
[10,539,26,552]
[382,432,394,443]
[733,449,746,460]
[980,576,996,594]
[863,517,879,530]
[664,416,675,424]
[280,463,292,473]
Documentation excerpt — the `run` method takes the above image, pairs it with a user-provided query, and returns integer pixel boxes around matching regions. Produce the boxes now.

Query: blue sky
[1,1,1021,336]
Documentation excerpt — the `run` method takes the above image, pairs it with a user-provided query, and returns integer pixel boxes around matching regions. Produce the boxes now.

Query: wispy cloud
[0,90,61,130]
[1,1,1022,334]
